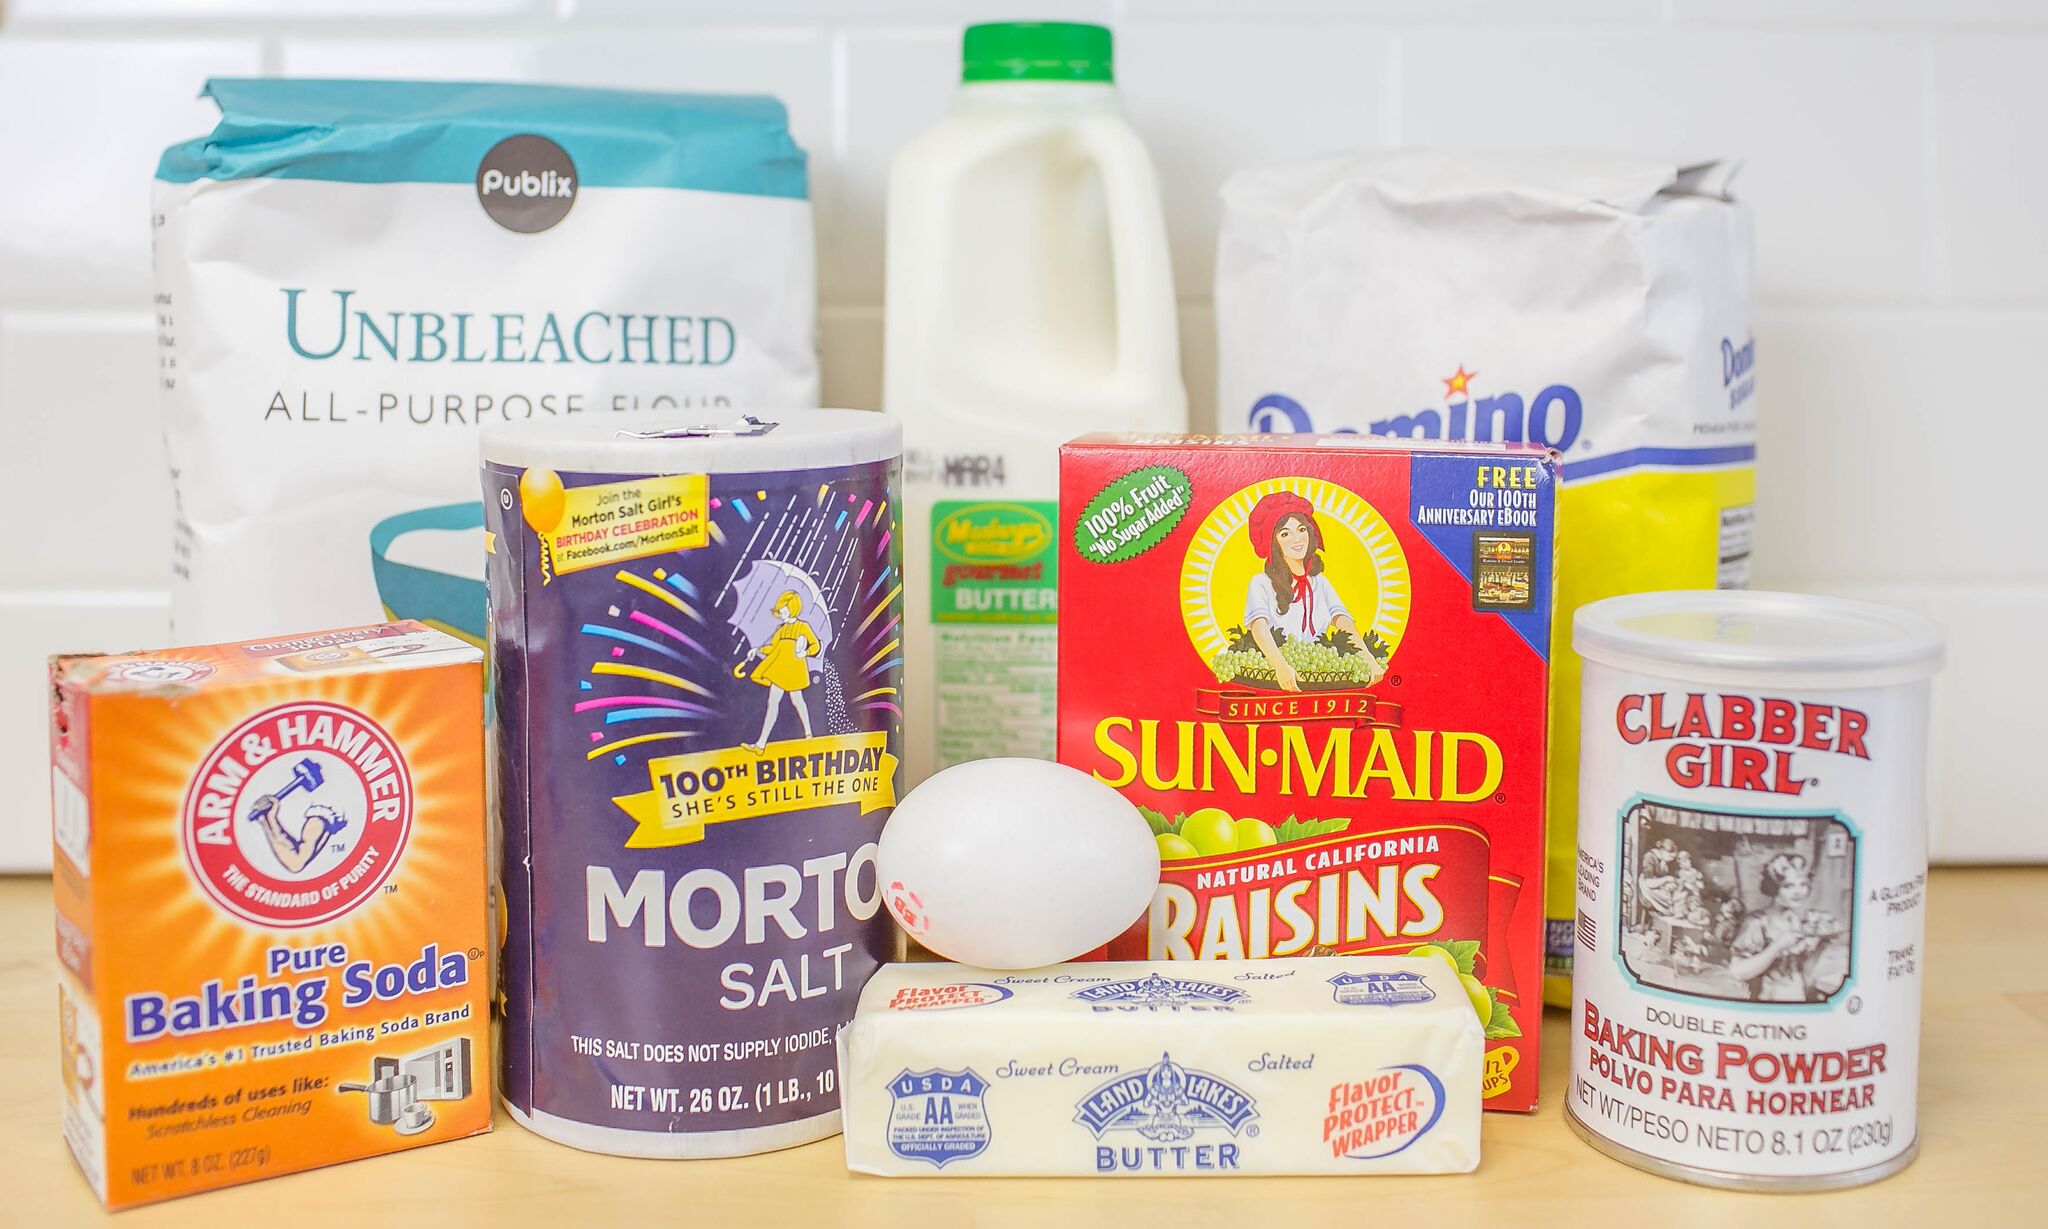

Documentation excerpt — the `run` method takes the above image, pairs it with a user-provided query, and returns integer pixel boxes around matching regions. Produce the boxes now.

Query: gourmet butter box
[47,621,491,1208]
[1056,434,1556,1112]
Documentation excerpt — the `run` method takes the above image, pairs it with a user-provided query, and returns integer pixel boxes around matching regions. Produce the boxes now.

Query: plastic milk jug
[886,21,1187,784]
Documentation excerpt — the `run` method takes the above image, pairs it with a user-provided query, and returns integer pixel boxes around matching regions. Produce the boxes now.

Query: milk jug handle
[1072,121,1178,387]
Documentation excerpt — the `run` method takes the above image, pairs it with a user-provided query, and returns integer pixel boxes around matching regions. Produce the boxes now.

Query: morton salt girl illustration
[1057,433,1557,1113]
[483,410,904,1158]
[740,588,821,751]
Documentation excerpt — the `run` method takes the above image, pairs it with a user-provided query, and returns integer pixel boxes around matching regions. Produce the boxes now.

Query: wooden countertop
[4,868,2044,1223]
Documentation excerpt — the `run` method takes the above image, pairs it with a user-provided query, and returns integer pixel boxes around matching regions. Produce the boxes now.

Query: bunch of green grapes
[1208,647,1273,682]
[1208,640,1379,686]
[1276,636,1378,684]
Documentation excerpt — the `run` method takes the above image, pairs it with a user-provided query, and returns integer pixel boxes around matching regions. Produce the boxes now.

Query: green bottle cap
[962,22,1113,84]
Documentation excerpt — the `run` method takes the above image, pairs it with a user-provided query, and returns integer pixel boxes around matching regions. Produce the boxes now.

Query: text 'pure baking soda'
[887,22,1185,784]
[1568,591,1943,1190]
[484,410,903,1157]
[1057,433,1556,1112]
[48,623,491,1209]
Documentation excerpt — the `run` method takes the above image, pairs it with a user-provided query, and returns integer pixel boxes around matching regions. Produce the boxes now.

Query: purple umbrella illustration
[727,559,834,678]
[729,559,835,751]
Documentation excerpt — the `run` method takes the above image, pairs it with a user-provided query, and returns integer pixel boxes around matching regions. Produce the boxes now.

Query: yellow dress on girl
[750,621,818,692]
[743,590,819,752]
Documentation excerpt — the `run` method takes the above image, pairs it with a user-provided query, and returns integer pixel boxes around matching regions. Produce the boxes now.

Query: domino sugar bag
[1215,150,1756,1008]
[154,79,819,646]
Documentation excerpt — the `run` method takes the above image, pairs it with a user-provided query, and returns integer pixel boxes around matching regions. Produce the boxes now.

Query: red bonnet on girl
[1247,490,1321,556]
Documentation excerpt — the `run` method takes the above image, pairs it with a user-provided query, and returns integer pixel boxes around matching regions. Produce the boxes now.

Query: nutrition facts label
[1718,504,1755,588]
[935,625,1056,769]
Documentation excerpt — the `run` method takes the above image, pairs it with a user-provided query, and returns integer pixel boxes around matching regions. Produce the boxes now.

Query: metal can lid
[480,409,900,475]
[1573,589,1945,688]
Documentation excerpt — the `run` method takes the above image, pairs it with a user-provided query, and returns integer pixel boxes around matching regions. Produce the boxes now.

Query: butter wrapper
[839,957,1481,1177]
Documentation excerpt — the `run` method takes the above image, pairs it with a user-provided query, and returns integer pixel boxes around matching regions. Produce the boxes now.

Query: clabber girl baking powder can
[1567,590,1942,1190]
[483,410,903,1157]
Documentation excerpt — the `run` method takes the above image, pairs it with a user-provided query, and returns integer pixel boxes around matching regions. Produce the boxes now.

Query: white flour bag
[154,79,819,645]
[1215,150,1755,1008]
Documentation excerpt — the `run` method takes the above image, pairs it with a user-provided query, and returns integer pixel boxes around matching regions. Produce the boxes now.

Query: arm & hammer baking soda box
[48,621,491,1208]
[1057,434,1556,1111]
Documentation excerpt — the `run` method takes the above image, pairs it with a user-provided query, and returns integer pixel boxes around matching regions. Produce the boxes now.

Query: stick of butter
[838,957,1482,1177]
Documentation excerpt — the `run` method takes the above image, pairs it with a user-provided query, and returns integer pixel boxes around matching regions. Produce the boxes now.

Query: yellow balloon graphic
[520,467,566,534]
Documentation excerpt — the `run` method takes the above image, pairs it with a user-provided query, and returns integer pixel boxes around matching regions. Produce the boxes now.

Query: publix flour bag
[1215,150,1756,1005]
[154,79,819,647]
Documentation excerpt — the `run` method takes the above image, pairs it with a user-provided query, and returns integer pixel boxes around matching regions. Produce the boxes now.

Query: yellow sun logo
[1179,476,1412,666]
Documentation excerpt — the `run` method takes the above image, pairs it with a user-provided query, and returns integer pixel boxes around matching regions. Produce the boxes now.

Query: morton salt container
[1568,590,1942,1190]
[483,410,903,1156]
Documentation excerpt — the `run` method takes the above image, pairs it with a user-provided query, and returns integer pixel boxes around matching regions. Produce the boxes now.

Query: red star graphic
[1443,365,1478,399]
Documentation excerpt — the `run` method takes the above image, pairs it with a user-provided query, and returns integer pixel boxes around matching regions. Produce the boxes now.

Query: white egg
[877,758,1161,969]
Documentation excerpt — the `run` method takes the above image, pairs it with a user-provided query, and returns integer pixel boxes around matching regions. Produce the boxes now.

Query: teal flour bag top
[154,79,820,647]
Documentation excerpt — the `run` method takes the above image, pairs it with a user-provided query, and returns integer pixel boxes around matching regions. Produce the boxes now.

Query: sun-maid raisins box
[1057,433,1556,1112]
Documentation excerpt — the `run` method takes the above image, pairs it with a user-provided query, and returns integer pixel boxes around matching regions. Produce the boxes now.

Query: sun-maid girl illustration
[1183,478,1407,694]
[1243,491,1375,692]
[742,589,820,752]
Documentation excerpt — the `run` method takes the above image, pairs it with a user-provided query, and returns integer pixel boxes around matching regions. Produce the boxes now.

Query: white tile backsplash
[834,31,959,307]
[1399,26,1935,304]
[1671,0,2048,25]
[0,2,2040,868]
[1178,302,1218,431]
[9,0,538,21]
[1931,35,2048,302]
[0,593,170,872]
[569,1,1116,22]
[0,37,263,308]
[0,313,173,588]
[1126,0,1656,18]
[1799,579,2048,864]
[1120,20,1393,302]
[1750,307,2048,587]
[820,304,883,410]
[277,29,834,155]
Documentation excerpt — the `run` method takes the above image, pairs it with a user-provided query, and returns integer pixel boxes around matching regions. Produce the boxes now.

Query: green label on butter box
[929,500,1057,624]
